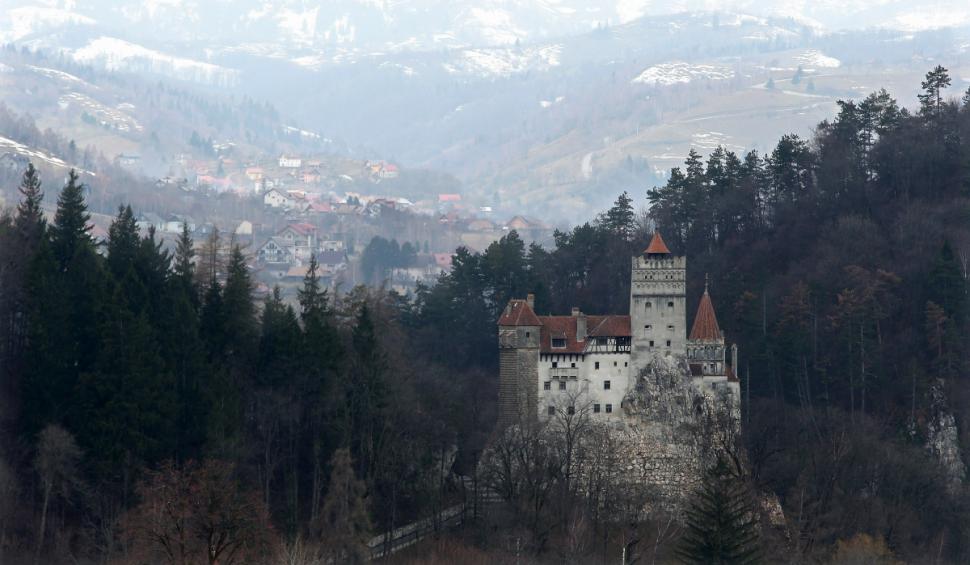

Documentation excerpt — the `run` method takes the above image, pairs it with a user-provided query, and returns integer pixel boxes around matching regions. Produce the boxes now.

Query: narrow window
[552,362,558,368]
[570,362,576,368]
[544,381,551,390]
[593,404,601,413]
[567,406,575,415]
[548,406,555,415]
[645,301,652,309]
[559,382,566,391]
[649,340,654,347]
[594,362,600,370]
[666,340,671,347]
[624,362,628,367]
[605,404,613,413]
[614,361,618,367]
[604,380,611,390]
[667,301,674,308]
[525,331,530,338]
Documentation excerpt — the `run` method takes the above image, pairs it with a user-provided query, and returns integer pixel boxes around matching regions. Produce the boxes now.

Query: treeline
[0,166,485,563]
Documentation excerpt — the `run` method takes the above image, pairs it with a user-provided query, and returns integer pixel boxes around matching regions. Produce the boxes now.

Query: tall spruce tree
[676,457,761,565]
[49,170,91,269]
[15,163,44,242]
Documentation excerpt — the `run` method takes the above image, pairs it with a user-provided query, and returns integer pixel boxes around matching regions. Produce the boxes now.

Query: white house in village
[264,188,291,209]
[279,155,302,168]
[256,238,294,264]
[498,232,739,426]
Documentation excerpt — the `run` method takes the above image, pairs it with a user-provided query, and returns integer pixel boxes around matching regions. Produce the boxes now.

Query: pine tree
[918,65,951,119]
[106,205,139,281]
[49,169,92,269]
[173,221,197,302]
[601,191,637,240]
[676,457,761,565]
[315,448,371,564]
[15,163,44,241]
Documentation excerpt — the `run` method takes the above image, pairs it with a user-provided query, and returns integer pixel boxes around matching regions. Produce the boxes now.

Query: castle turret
[498,295,541,426]
[630,231,687,370]
[687,280,725,377]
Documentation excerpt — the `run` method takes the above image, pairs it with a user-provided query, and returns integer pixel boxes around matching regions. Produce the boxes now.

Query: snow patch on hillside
[72,37,239,87]
[0,135,94,175]
[28,65,89,85]
[59,92,143,132]
[794,49,840,69]
[632,62,734,86]
[446,44,562,77]
[0,6,95,43]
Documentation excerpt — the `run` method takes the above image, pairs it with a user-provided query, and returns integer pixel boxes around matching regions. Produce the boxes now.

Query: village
[105,151,555,301]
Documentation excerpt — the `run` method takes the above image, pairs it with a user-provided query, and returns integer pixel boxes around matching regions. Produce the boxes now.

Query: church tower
[630,231,687,370]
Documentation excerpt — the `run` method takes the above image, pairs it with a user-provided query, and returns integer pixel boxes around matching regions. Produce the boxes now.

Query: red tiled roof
[537,315,631,353]
[689,290,721,340]
[284,222,317,236]
[645,231,671,254]
[498,299,541,326]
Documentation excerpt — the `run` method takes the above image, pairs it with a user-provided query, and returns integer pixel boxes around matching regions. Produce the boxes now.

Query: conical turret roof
[689,287,722,341]
[644,231,671,255]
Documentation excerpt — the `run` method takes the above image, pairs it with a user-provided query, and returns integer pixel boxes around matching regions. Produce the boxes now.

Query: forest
[0,66,969,563]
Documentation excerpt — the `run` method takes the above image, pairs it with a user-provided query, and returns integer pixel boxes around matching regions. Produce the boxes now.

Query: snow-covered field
[58,92,143,133]
[445,44,562,77]
[632,62,734,86]
[794,49,841,69]
[72,37,239,87]
[0,135,94,175]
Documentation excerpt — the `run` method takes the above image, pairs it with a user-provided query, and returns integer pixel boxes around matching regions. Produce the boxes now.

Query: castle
[497,231,740,426]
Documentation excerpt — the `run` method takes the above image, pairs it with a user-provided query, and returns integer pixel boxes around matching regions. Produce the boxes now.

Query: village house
[256,238,295,265]
[136,212,165,233]
[302,169,322,184]
[245,167,264,181]
[279,155,302,168]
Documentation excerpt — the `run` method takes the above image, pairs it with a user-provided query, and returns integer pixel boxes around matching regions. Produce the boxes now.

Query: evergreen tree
[106,205,139,282]
[918,65,951,119]
[600,191,637,240]
[49,170,91,269]
[15,163,44,241]
[676,457,761,565]
[314,448,371,563]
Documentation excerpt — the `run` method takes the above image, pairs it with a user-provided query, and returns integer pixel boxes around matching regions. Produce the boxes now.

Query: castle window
[667,324,675,331]
[570,362,576,368]
[649,340,654,347]
[605,404,613,413]
[624,362,628,367]
[645,301,652,309]
[667,301,674,308]
[614,361,618,367]
[604,380,611,390]
[552,338,566,348]
[548,406,555,415]
[525,331,530,338]
[645,324,652,331]
[666,340,671,347]
[595,362,600,370]
[559,382,566,391]
[544,381,551,390]
[552,362,558,368]
[567,406,575,415]
[593,404,601,413]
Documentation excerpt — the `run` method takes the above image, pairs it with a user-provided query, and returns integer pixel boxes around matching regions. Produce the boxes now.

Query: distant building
[264,188,291,209]
[115,154,141,168]
[279,155,302,168]
[245,167,264,181]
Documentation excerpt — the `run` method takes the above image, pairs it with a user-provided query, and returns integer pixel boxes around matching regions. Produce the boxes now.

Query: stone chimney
[573,307,587,341]
[526,293,535,309]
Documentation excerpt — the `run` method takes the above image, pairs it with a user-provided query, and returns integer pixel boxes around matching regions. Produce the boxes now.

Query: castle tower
[687,279,726,376]
[630,231,687,370]
[497,294,541,427]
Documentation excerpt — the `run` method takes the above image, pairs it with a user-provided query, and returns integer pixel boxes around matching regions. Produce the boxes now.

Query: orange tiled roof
[537,315,631,353]
[498,299,541,326]
[644,231,671,254]
[689,290,722,340]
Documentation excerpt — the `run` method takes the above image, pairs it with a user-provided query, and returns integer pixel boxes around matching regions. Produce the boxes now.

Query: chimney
[571,307,580,317]
[526,293,535,309]
[731,343,738,371]
[577,311,587,341]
